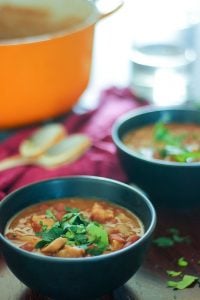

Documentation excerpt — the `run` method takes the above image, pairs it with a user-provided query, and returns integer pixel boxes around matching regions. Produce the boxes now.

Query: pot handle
[94,0,124,20]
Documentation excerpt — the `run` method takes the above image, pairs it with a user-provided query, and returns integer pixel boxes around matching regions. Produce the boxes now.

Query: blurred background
[79,0,200,109]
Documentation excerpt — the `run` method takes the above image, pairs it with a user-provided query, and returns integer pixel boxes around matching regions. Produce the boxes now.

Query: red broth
[5,198,144,257]
[123,123,200,163]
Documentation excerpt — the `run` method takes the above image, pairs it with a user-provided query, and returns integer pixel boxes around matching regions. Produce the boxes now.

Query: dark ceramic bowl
[112,106,200,210]
[0,176,156,300]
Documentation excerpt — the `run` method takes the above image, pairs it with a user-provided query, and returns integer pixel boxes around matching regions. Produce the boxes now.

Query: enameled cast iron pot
[0,176,156,300]
[0,0,122,128]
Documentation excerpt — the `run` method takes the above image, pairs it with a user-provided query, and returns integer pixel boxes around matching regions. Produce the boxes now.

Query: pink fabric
[0,87,146,201]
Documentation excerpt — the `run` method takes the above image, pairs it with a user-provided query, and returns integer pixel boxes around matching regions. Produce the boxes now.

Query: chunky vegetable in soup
[5,198,143,257]
[123,122,200,163]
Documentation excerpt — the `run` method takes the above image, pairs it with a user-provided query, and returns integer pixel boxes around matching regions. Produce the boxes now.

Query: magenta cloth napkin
[0,87,145,201]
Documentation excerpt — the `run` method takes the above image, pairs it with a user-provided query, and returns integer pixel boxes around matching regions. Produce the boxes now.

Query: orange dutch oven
[0,0,123,128]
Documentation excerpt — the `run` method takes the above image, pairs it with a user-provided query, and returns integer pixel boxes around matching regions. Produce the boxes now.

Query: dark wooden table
[1,207,200,300]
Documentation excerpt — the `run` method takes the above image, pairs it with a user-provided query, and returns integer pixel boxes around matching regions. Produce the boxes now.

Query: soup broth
[123,122,200,163]
[5,198,144,257]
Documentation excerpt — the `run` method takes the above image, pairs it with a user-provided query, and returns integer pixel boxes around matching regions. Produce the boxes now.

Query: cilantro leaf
[153,237,174,247]
[154,228,190,248]
[154,122,185,146]
[166,270,182,277]
[39,221,48,232]
[174,151,200,163]
[87,245,107,256]
[177,257,188,267]
[168,228,190,244]
[167,281,179,288]
[154,122,169,142]
[86,222,109,255]
[65,207,79,213]
[167,275,199,290]
[45,209,57,221]
[37,227,63,242]
[35,240,49,249]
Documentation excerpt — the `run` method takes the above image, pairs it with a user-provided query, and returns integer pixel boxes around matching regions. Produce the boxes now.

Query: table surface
[1,207,200,300]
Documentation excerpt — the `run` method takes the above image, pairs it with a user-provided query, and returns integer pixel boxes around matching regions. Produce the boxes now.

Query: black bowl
[112,106,200,210]
[0,176,156,300]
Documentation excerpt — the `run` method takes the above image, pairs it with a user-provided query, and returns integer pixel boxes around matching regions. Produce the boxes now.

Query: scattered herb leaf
[177,257,188,267]
[167,228,190,244]
[167,275,199,290]
[153,237,174,248]
[166,270,182,277]
[153,228,190,248]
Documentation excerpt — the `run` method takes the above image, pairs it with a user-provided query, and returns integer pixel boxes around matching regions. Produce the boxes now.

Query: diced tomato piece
[109,228,120,234]
[20,242,34,252]
[53,202,66,212]
[127,235,140,243]
[55,211,65,221]
[31,221,41,233]
[109,234,125,243]
[124,235,140,247]
[39,204,49,212]
[6,232,16,239]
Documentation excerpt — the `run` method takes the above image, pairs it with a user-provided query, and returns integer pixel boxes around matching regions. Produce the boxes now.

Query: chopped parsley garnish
[153,122,200,162]
[45,209,57,221]
[35,207,109,256]
[154,122,185,146]
[39,221,48,232]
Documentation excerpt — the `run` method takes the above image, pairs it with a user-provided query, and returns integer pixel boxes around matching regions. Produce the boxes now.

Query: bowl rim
[0,175,156,262]
[112,105,200,167]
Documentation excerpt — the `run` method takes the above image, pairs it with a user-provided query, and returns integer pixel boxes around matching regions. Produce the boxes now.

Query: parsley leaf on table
[153,237,174,248]
[153,228,190,248]
[177,257,189,267]
[166,270,182,277]
[167,275,199,290]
